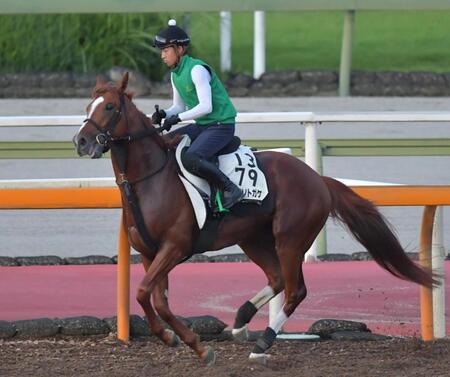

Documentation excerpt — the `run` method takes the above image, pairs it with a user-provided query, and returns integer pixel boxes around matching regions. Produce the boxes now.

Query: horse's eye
[105,103,114,111]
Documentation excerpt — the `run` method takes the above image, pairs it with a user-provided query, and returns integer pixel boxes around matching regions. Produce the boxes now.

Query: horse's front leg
[153,276,216,365]
[137,248,215,365]
[140,256,179,347]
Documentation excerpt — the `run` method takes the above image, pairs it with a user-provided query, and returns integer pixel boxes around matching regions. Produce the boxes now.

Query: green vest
[171,55,236,125]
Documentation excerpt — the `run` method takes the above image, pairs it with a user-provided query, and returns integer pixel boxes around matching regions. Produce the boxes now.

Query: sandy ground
[1,335,450,377]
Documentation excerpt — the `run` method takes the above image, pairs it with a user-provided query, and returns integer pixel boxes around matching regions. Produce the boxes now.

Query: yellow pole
[117,212,130,342]
[419,205,436,341]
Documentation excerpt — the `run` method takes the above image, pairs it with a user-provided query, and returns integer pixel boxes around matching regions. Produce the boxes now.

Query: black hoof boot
[232,301,258,341]
[249,327,277,364]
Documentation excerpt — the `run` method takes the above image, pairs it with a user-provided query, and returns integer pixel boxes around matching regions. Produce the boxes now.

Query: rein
[84,92,170,254]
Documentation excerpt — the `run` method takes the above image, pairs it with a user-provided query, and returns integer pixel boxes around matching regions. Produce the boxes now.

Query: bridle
[83,92,169,149]
[83,94,125,147]
[82,91,172,185]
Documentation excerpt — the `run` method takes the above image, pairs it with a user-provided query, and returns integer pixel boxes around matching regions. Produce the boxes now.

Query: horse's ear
[96,75,108,86]
[118,72,129,93]
[92,75,108,97]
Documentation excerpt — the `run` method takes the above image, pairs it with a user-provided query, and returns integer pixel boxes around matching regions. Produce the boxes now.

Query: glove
[151,107,166,125]
[163,115,181,131]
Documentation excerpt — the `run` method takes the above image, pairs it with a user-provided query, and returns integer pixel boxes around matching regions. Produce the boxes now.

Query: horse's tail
[322,176,436,288]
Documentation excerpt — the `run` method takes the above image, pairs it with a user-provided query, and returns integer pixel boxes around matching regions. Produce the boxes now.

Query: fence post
[253,10,266,79]
[220,11,232,73]
[304,122,319,171]
[432,206,446,338]
[117,213,130,342]
[304,122,327,261]
[419,205,436,341]
[339,10,355,97]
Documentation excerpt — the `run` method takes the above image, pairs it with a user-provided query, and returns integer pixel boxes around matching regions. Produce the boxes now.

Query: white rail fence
[3,111,450,127]
[2,110,450,258]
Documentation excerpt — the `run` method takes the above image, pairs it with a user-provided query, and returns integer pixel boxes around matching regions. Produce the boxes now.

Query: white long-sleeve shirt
[164,65,212,122]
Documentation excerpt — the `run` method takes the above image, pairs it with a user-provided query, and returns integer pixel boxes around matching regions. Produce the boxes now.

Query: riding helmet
[154,19,190,49]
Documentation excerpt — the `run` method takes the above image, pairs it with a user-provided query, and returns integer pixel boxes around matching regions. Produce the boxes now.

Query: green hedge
[0,13,165,80]
[1,11,449,79]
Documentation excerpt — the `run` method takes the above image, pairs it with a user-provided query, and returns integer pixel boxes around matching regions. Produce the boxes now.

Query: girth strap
[119,180,158,253]
[111,142,159,253]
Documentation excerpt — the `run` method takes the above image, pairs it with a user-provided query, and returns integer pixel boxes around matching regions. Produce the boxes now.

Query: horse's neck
[111,112,168,185]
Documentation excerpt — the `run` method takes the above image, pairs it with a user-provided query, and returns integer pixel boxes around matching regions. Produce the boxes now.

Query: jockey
[152,19,244,209]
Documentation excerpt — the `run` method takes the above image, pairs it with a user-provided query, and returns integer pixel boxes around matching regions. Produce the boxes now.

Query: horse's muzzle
[73,133,104,159]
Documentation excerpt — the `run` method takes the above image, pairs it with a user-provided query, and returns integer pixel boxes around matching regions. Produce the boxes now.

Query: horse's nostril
[79,137,87,147]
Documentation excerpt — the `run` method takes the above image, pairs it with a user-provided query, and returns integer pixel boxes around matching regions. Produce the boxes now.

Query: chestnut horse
[73,74,434,366]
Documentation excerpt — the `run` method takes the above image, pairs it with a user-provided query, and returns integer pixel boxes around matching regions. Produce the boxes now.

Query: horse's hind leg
[249,256,309,363]
[249,215,323,363]
[234,231,284,341]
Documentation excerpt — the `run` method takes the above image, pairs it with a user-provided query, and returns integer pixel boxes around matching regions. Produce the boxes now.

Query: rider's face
[160,45,183,68]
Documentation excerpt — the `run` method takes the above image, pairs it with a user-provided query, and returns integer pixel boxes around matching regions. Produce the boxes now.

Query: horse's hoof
[231,325,249,342]
[164,329,180,347]
[201,346,217,367]
[249,352,269,365]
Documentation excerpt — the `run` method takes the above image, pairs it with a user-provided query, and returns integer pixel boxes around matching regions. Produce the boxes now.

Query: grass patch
[190,11,450,75]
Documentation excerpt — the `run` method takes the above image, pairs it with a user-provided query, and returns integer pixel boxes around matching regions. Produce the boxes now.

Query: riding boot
[221,176,246,209]
[184,154,245,209]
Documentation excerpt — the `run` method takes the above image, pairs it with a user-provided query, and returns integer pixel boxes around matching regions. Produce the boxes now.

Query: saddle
[216,136,241,156]
[174,135,269,229]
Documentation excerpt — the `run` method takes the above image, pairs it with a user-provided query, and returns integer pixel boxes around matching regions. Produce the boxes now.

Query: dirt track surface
[1,336,449,377]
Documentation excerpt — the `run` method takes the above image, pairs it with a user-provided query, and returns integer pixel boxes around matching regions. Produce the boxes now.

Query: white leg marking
[231,324,248,337]
[269,308,288,333]
[233,286,275,341]
[249,352,270,364]
[249,285,275,309]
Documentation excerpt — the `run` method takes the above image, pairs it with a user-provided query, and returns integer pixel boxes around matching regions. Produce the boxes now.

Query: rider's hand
[163,115,181,131]
[151,108,166,125]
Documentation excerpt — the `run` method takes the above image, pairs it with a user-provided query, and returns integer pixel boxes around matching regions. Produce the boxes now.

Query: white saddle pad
[175,135,269,229]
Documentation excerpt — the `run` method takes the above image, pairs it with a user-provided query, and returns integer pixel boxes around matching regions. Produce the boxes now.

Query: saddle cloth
[175,135,268,229]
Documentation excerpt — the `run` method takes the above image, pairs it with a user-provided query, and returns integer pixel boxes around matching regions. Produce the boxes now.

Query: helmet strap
[172,45,186,68]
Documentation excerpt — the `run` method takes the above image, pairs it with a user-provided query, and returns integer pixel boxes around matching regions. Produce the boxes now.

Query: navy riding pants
[169,123,235,160]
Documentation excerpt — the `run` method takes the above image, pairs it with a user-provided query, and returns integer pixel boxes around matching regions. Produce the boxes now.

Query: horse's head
[73,73,131,158]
